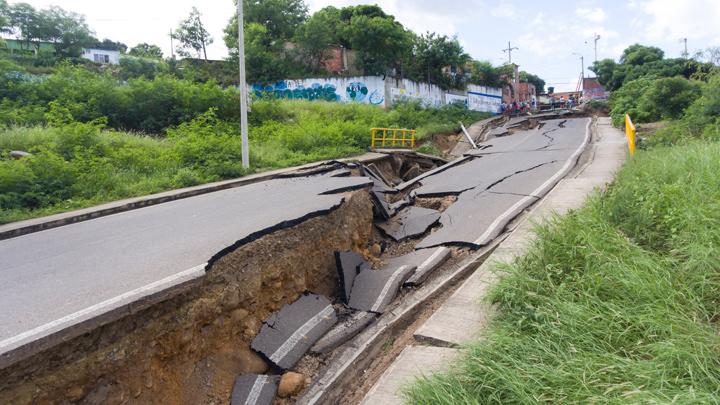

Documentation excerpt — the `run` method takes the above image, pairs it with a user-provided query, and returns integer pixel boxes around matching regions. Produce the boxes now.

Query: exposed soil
[0,191,374,405]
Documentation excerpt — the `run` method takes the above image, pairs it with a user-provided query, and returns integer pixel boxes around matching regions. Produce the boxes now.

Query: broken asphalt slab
[334,251,370,304]
[376,206,441,241]
[310,311,376,354]
[392,247,452,287]
[251,293,337,370]
[231,374,281,405]
[348,264,415,313]
[416,191,539,249]
[416,119,591,249]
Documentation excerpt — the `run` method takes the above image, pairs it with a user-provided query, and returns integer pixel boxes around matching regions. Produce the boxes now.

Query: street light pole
[237,0,249,169]
[573,53,584,79]
[593,33,601,62]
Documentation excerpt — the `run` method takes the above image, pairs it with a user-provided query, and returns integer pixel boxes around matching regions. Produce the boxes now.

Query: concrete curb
[0,153,390,241]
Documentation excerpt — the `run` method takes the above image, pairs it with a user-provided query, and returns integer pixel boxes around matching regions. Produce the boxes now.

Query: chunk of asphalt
[348,264,416,313]
[334,251,370,304]
[387,247,452,287]
[365,163,394,190]
[388,196,411,213]
[369,187,394,220]
[251,293,337,370]
[310,311,377,354]
[231,374,280,405]
[485,127,509,140]
[376,206,441,241]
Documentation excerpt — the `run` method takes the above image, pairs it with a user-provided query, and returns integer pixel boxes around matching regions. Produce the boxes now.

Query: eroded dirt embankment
[0,190,373,405]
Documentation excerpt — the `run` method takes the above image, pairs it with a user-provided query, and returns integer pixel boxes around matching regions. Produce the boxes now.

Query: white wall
[248,76,501,113]
[81,48,121,64]
[467,84,503,114]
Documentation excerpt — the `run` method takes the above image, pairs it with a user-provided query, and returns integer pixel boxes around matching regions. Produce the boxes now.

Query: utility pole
[237,0,249,169]
[679,37,688,59]
[502,41,518,64]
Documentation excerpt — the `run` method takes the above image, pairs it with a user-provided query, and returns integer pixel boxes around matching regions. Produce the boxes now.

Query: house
[81,48,121,64]
[519,82,536,107]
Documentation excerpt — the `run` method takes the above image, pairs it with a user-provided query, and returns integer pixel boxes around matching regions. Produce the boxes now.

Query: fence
[370,128,416,148]
[625,114,636,155]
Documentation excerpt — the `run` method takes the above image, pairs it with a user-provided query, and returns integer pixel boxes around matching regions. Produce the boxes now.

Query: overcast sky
[7,0,720,91]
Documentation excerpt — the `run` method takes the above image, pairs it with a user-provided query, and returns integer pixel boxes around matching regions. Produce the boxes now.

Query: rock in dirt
[278,372,305,397]
[402,163,422,182]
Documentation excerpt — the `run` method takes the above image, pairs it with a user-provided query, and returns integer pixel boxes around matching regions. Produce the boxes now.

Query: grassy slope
[404,140,720,403]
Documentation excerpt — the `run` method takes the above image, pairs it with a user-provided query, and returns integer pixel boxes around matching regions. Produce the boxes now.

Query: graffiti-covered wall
[251,77,385,105]
[249,76,502,114]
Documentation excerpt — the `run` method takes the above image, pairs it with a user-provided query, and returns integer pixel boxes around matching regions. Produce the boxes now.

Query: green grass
[403,140,720,404]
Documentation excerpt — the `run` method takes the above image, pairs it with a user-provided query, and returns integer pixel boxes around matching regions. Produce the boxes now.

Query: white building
[81,48,121,64]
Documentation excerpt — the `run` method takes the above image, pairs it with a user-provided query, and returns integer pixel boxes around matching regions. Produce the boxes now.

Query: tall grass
[404,140,720,403]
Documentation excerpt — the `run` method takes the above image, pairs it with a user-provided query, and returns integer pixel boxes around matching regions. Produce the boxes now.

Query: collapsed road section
[0,116,591,404]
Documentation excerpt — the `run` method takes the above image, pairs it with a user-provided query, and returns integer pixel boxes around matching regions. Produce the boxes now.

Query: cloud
[575,7,608,23]
[639,0,720,42]
[490,0,517,19]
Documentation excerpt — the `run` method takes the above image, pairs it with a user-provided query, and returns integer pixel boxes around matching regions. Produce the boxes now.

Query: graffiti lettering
[252,82,341,102]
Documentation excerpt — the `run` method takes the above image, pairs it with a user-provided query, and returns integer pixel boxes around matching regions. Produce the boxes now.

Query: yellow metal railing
[370,128,416,148]
[625,114,636,155]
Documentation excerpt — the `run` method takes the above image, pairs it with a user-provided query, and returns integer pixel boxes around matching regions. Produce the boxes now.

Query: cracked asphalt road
[416,117,590,249]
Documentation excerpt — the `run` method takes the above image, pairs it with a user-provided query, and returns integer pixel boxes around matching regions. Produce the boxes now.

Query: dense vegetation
[404,44,720,403]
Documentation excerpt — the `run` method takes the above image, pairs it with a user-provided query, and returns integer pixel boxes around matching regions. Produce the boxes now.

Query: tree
[638,76,702,121]
[129,43,163,59]
[174,7,213,60]
[293,6,341,73]
[93,38,127,53]
[241,22,286,84]
[590,43,706,92]
[620,44,664,66]
[41,6,95,57]
[4,3,94,57]
[340,7,412,75]
[406,32,469,89]
[224,0,308,52]
[467,60,500,87]
[5,2,43,52]
[0,0,10,44]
